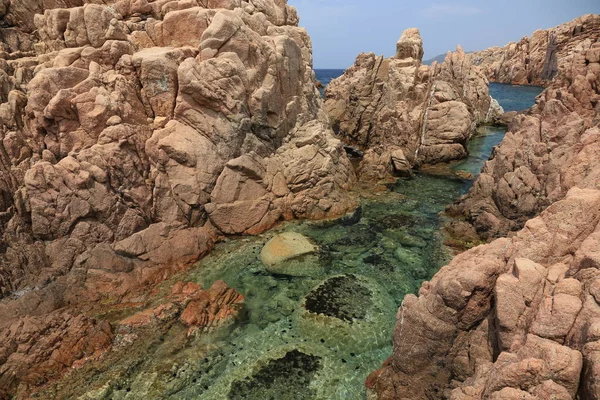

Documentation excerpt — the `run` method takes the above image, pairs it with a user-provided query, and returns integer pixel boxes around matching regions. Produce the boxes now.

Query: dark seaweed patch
[228,350,321,400]
[377,213,420,229]
[363,254,395,273]
[304,275,372,322]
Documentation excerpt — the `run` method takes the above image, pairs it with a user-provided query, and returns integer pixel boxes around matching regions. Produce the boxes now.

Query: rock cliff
[324,29,502,181]
[0,0,356,396]
[368,187,600,399]
[470,14,600,86]
[450,40,600,240]
[368,30,600,400]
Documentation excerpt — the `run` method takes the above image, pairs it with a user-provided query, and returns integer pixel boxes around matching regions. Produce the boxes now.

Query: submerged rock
[228,350,321,400]
[260,232,321,276]
[260,232,318,267]
[304,274,371,322]
[299,274,395,352]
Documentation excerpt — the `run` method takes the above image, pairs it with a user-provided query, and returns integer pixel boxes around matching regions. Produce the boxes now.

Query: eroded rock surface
[367,187,600,399]
[0,0,356,395]
[368,33,600,399]
[324,29,502,181]
[450,41,600,240]
[471,14,600,86]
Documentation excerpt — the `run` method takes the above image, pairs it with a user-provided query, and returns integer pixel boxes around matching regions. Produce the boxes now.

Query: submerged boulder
[260,232,321,276]
[299,274,395,352]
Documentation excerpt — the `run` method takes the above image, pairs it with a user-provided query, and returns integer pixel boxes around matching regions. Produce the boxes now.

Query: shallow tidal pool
[162,83,544,399]
[174,174,466,399]
[60,82,542,400]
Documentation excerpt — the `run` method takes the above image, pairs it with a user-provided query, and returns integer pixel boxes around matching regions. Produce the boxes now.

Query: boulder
[367,187,600,399]
[260,232,320,276]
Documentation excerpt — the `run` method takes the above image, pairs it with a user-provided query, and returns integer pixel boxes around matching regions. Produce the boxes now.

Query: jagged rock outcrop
[367,186,600,399]
[324,29,502,181]
[0,0,356,395]
[450,41,600,240]
[471,14,600,86]
[368,33,600,400]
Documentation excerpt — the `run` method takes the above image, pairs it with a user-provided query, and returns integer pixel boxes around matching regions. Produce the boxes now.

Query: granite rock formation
[0,0,356,396]
[324,28,502,181]
[471,14,600,86]
[368,30,600,400]
[368,186,600,399]
[450,41,600,240]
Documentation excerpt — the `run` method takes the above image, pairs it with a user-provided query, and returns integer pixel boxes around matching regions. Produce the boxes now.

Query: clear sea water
[488,82,544,112]
[315,69,344,96]
[63,71,544,400]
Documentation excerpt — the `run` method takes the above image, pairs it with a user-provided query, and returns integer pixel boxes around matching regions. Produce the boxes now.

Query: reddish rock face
[0,311,113,399]
[120,280,244,335]
[368,33,600,400]
[471,14,600,86]
[178,280,244,335]
[450,43,600,240]
[368,187,600,399]
[324,29,502,181]
[0,0,356,396]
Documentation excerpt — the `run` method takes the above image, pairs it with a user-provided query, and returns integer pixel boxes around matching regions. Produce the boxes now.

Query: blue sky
[289,0,600,69]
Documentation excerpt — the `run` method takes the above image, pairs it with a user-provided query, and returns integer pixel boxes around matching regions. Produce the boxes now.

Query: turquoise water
[57,75,543,399]
[450,83,543,183]
[451,125,506,182]
[173,177,460,399]
[155,81,543,398]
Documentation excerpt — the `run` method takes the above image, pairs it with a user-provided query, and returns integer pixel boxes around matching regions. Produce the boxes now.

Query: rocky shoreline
[0,1,599,399]
[0,0,357,397]
[470,14,600,86]
[324,29,503,182]
[367,25,600,400]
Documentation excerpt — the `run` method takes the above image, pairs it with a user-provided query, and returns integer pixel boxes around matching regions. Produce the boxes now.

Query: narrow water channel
[98,82,543,399]
[172,82,543,399]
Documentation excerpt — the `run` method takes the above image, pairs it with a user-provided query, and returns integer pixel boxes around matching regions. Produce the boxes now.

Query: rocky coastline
[0,0,356,397]
[367,23,600,400]
[324,29,503,181]
[0,1,599,399]
[470,14,600,86]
